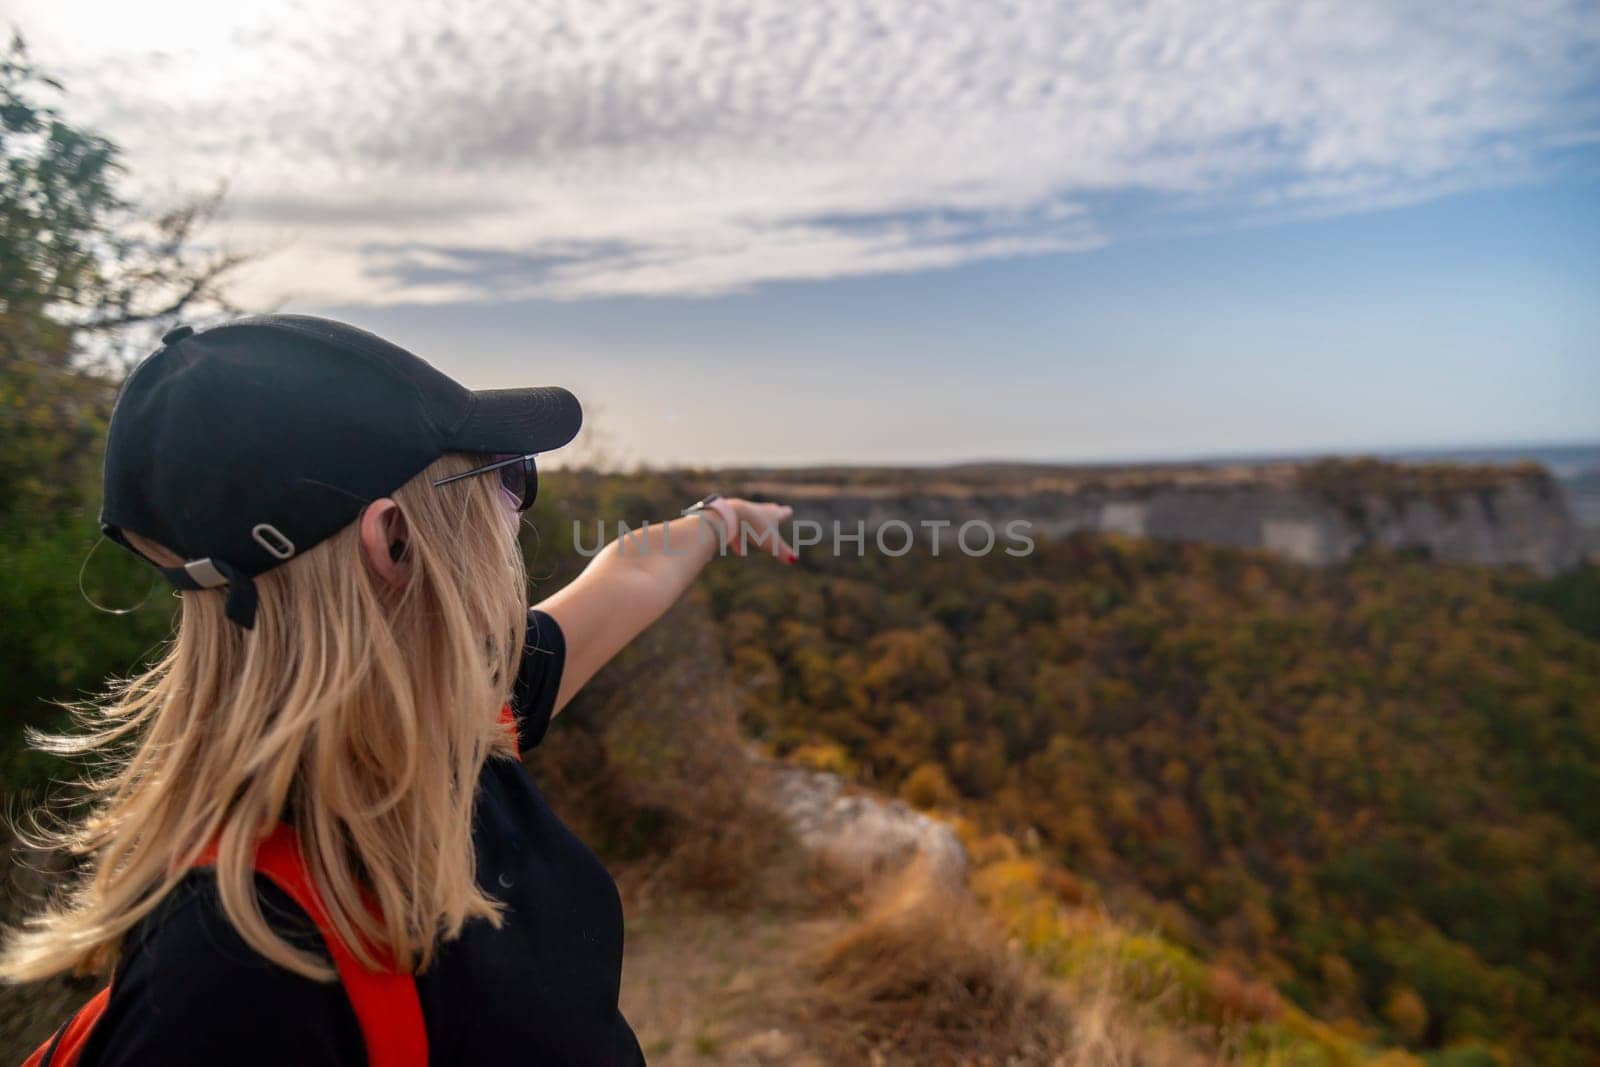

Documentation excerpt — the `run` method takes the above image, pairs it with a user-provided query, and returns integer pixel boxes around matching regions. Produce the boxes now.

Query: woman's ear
[360,499,412,589]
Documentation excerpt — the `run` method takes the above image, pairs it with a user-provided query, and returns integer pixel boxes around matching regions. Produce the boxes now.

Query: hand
[723,497,797,562]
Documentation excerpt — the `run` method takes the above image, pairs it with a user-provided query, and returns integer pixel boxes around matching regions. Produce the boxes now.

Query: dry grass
[619,906,844,1066]
[1060,985,1212,1067]
[798,856,1221,1067]
[805,856,1073,1065]
[527,592,813,912]
[623,760,809,910]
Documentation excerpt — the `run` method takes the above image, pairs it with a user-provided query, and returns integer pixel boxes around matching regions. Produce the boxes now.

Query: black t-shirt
[79,610,646,1066]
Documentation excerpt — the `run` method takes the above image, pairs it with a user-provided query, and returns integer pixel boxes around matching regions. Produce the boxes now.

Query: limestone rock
[766,762,967,889]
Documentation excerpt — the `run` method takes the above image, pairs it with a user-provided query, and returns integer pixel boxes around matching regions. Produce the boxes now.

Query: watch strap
[682,493,736,550]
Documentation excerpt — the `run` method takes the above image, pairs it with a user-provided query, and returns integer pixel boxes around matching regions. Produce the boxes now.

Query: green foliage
[0,510,176,800]
[1419,1048,1499,1067]
[1,34,123,346]
[1520,564,1600,642]
[0,35,245,811]
[704,537,1600,1062]
[0,34,244,375]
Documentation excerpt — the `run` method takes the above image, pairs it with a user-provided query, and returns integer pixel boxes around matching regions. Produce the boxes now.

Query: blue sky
[13,0,1600,465]
[328,173,1600,466]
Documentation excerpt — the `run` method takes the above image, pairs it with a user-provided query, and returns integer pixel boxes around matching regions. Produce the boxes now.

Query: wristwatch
[681,493,736,549]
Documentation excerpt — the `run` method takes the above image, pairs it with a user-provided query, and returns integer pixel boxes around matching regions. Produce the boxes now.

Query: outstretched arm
[534,497,794,715]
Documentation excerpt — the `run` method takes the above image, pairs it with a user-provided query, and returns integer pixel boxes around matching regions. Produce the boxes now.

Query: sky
[10,0,1600,466]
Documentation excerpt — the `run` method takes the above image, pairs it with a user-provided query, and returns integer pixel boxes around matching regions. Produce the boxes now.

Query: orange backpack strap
[245,824,428,1067]
[23,825,435,1067]
[499,701,519,758]
[22,985,110,1067]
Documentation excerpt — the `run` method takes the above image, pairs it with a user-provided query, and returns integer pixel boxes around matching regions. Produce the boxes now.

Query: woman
[3,315,795,1065]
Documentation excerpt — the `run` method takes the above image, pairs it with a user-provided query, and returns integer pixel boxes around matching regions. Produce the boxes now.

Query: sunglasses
[430,453,539,512]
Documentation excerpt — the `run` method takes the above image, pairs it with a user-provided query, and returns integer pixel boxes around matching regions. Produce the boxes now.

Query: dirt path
[619,905,848,1066]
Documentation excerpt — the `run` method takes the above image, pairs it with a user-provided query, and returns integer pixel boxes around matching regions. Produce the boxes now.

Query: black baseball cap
[100,314,582,629]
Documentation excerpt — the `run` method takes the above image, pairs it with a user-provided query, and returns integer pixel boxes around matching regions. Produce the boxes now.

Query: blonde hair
[1,453,528,982]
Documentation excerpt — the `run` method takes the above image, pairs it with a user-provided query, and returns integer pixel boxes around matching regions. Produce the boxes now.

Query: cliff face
[736,459,1583,574]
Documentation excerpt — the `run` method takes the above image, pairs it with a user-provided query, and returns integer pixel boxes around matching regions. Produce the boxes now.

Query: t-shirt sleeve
[79,874,364,1067]
[510,609,566,752]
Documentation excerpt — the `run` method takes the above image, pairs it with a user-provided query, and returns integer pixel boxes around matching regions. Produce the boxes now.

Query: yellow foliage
[960,826,1410,1066]
[964,831,1020,868]
[787,742,856,778]
[971,858,1044,905]
[897,761,957,810]
[1382,984,1429,1045]
[1319,953,1359,1001]
[1365,1052,1426,1067]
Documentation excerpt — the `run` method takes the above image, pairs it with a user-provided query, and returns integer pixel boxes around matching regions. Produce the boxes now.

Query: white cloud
[13,0,1599,303]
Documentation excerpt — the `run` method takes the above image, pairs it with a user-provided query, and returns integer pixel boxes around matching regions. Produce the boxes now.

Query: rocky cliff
[731,457,1583,574]
[765,759,967,889]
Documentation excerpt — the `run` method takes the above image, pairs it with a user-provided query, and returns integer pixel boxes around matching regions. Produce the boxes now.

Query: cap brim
[448,386,583,455]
